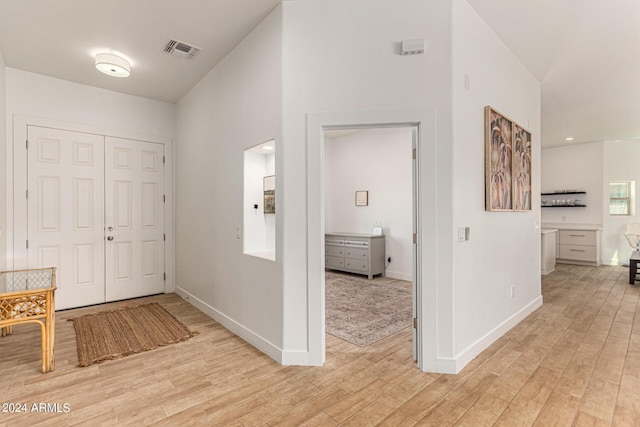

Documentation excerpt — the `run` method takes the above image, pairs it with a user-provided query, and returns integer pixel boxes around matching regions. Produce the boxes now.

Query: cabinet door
[559,245,597,262]
[559,230,596,246]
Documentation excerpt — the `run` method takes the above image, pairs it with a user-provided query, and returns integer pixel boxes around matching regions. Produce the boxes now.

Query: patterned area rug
[69,302,198,367]
[325,271,412,347]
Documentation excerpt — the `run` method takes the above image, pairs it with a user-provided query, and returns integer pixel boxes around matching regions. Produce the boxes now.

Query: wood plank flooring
[1,264,640,426]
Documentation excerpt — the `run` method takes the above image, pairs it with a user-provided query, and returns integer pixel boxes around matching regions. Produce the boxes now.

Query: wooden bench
[0,267,56,373]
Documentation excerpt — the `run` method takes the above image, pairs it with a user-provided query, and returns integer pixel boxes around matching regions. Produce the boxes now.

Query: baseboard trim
[385,270,412,281]
[449,295,544,374]
[175,286,285,364]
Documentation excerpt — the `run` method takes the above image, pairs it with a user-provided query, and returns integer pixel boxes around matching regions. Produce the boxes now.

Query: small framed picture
[372,226,383,236]
[263,175,275,214]
[355,190,368,206]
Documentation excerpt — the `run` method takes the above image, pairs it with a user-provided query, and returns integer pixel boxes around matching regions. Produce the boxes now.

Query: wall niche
[243,139,276,261]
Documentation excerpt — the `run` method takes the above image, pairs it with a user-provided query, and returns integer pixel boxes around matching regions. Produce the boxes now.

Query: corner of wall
[0,51,6,272]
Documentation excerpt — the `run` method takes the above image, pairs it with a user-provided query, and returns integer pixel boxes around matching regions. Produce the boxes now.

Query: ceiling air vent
[164,39,201,60]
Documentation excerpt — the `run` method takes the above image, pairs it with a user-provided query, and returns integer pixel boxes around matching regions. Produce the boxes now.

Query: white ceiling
[467,0,640,147]
[0,1,638,147]
[0,0,282,103]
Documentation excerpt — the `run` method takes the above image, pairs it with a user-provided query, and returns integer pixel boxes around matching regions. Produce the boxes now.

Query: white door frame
[8,115,175,295]
[306,109,438,371]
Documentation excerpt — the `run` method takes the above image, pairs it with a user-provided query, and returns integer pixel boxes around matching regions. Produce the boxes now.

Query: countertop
[542,223,602,231]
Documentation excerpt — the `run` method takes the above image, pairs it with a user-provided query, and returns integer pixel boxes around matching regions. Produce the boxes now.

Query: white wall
[173,0,541,372]
[0,53,6,272]
[325,128,413,280]
[5,68,175,139]
[603,141,640,264]
[541,141,640,265]
[541,142,603,226]
[175,7,284,358]
[452,1,542,366]
[283,0,455,369]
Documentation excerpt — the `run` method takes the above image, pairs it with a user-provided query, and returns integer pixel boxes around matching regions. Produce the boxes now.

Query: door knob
[107,236,114,241]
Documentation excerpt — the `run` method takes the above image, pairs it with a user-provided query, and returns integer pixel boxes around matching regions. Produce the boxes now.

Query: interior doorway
[322,125,419,364]
[306,108,436,372]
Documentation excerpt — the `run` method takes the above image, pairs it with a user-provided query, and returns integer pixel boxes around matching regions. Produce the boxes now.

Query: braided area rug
[69,302,197,367]
[325,271,412,347]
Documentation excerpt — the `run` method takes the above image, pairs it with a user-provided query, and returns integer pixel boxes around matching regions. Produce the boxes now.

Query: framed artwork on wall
[485,106,513,211]
[513,124,532,211]
[355,190,368,206]
[263,175,275,214]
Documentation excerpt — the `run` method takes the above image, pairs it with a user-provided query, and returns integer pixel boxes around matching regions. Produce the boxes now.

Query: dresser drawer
[559,245,597,262]
[344,239,369,248]
[326,246,345,257]
[326,256,344,268]
[325,238,345,246]
[344,247,368,260]
[344,259,369,272]
[559,230,596,246]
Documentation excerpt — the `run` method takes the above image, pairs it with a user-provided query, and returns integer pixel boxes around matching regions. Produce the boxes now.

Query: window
[609,182,633,215]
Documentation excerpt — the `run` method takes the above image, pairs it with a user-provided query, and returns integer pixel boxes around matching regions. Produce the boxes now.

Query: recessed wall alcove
[243,139,276,261]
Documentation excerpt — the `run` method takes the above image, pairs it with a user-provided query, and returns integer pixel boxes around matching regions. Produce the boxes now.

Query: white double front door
[26,126,165,310]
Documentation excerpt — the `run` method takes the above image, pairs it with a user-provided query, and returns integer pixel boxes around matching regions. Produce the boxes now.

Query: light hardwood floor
[1,264,640,426]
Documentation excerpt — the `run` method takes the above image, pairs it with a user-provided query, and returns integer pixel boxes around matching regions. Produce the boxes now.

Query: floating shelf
[541,205,587,208]
[541,191,586,196]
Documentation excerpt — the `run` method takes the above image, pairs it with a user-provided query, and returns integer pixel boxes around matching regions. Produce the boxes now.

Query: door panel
[27,126,105,310]
[105,137,164,301]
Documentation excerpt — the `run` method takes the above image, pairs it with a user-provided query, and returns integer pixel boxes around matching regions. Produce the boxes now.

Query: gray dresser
[325,232,385,279]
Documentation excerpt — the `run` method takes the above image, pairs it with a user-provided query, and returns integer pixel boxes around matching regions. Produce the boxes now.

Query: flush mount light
[565,137,574,141]
[95,53,130,77]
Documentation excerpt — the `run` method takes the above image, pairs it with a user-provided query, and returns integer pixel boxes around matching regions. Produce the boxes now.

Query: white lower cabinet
[556,229,600,266]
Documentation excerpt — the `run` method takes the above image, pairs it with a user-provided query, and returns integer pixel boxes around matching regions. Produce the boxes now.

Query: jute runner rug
[69,302,198,367]
[325,271,412,347]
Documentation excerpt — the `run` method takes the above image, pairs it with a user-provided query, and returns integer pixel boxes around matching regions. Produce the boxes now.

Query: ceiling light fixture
[262,145,274,151]
[565,137,574,141]
[95,53,130,78]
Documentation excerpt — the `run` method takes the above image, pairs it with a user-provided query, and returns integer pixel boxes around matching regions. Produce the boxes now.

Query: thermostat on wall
[401,39,424,55]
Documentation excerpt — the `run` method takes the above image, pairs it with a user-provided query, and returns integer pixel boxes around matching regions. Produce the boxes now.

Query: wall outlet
[387,257,392,263]
[236,226,241,239]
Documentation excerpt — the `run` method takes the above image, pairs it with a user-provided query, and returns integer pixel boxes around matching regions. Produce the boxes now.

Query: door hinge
[26,139,29,150]
[413,318,417,329]
[163,272,166,281]
[163,234,166,241]
[413,233,417,244]
[163,195,166,203]
[412,148,416,159]
[163,156,165,164]
[26,240,29,249]
[26,189,29,199]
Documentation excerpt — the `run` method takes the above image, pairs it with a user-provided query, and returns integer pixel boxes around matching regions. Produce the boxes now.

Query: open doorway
[306,108,437,372]
[323,126,418,365]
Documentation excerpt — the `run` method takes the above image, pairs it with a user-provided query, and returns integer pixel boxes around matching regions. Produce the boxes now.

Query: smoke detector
[164,39,201,60]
